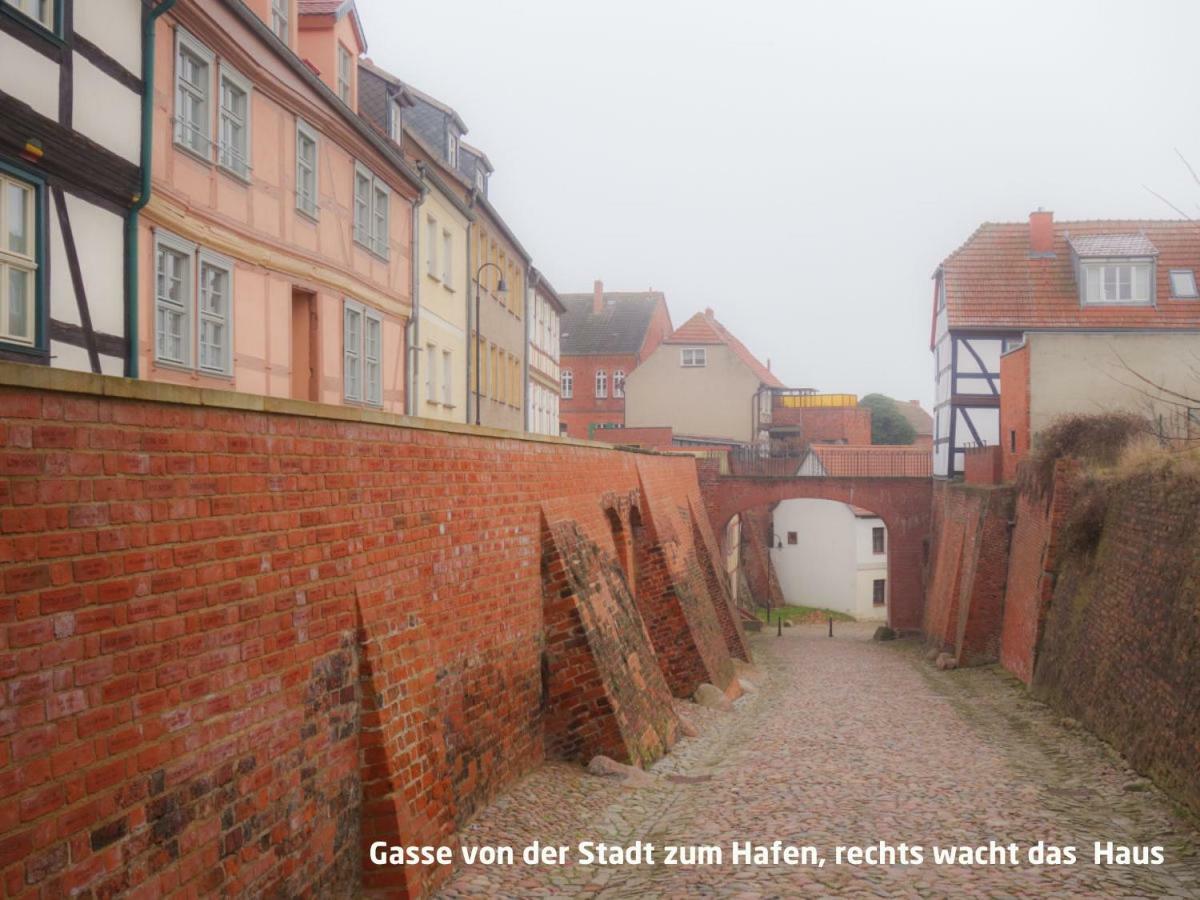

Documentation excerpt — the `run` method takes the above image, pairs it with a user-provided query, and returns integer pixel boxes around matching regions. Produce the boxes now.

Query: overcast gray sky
[359,0,1200,409]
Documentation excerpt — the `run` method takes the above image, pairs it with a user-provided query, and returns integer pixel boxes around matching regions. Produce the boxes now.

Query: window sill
[173,140,214,168]
[295,205,319,224]
[354,238,390,263]
[217,162,252,185]
[153,358,234,381]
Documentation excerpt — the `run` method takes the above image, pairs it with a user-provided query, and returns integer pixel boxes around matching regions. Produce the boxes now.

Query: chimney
[1030,209,1054,255]
[766,358,771,371]
[593,279,603,315]
[704,307,714,318]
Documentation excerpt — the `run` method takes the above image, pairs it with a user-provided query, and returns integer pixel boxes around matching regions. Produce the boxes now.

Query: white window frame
[1080,261,1153,306]
[441,229,453,287]
[3,0,56,30]
[217,63,252,181]
[270,0,289,42]
[196,249,234,375]
[612,369,625,399]
[447,133,459,167]
[1169,269,1198,299]
[425,216,437,278]
[153,231,197,368]
[337,43,353,105]
[562,369,573,399]
[354,164,389,259]
[595,369,607,399]
[295,118,319,219]
[474,167,485,191]
[174,28,214,161]
[442,349,452,406]
[680,347,707,367]
[0,173,38,347]
[389,100,404,144]
[425,342,437,404]
[342,299,381,406]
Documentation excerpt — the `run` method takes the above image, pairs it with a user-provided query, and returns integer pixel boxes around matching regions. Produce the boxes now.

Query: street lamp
[474,262,507,425]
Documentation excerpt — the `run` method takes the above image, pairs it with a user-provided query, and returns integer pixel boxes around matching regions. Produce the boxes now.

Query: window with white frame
[425,342,436,403]
[447,133,459,167]
[174,29,213,158]
[295,119,318,217]
[217,65,251,179]
[343,299,381,405]
[0,173,38,347]
[474,167,485,191]
[441,230,453,286]
[389,100,404,144]
[612,369,625,398]
[562,369,573,399]
[3,0,54,29]
[1080,262,1153,305]
[1169,269,1198,299]
[270,0,289,42]
[680,347,707,367]
[595,369,607,399]
[353,164,389,257]
[425,217,437,276]
[337,44,353,105]
[197,252,232,373]
[153,231,233,375]
[442,349,452,405]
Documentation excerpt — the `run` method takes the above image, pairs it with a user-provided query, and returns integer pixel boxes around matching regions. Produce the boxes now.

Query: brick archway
[703,476,933,630]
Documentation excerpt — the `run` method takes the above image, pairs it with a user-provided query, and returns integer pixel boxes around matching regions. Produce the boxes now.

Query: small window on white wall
[425,342,436,403]
[680,347,707,367]
[425,217,437,276]
[442,231,453,286]
[442,350,452,405]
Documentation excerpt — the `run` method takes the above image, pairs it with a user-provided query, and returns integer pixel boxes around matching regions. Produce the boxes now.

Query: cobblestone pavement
[434,623,1200,898]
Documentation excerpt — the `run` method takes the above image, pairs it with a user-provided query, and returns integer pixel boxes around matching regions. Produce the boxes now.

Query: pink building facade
[138,0,420,412]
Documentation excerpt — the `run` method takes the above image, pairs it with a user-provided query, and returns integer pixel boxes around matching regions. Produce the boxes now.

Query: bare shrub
[1016,413,1147,498]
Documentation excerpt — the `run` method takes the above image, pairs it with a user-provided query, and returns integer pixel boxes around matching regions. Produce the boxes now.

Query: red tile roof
[664,311,785,388]
[808,445,932,478]
[895,400,933,436]
[939,219,1200,331]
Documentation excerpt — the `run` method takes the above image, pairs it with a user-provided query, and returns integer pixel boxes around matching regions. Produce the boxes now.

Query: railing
[726,444,932,478]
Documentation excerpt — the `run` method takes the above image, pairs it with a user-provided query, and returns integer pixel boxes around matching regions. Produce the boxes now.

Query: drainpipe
[464,218,472,424]
[523,265,531,432]
[406,164,422,416]
[126,0,179,378]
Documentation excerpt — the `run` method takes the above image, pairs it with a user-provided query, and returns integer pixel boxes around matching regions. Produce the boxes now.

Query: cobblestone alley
[435,623,1200,898]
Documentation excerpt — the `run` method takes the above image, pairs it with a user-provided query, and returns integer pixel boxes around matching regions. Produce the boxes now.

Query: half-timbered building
[0,0,144,375]
[932,210,1200,477]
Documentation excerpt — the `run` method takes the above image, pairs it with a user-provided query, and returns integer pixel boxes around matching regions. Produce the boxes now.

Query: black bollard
[777,615,782,637]
[828,616,833,638]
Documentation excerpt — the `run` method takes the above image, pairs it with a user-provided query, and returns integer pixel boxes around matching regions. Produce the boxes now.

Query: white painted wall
[0,36,61,119]
[770,500,888,620]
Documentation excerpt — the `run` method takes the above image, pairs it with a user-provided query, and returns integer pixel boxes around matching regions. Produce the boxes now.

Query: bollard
[828,616,833,638]
[777,616,782,637]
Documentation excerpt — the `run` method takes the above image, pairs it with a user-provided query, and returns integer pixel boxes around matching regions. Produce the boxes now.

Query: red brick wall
[737,506,784,611]
[963,445,1002,485]
[0,373,743,899]
[768,405,872,448]
[592,426,675,450]
[558,353,637,439]
[999,343,1030,483]
[1032,470,1200,816]
[925,481,1015,664]
[998,460,1078,684]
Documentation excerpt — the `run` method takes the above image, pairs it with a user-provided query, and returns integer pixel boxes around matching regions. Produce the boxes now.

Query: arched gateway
[702,475,933,631]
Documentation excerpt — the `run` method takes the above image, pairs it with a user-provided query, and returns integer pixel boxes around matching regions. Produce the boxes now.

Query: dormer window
[389,100,404,144]
[1070,233,1157,307]
[1080,262,1152,305]
[447,133,459,167]
[1169,269,1198,299]
[474,167,485,191]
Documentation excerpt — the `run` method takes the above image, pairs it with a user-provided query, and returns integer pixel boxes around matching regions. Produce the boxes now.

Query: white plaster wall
[0,35,60,118]
[63,194,125,336]
[770,500,858,615]
[854,516,888,621]
[73,52,141,163]
[74,0,141,74]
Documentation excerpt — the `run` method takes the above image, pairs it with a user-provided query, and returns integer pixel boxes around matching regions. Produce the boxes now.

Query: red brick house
[558,281,673,439]
[933,211,1200,477]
